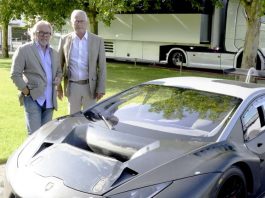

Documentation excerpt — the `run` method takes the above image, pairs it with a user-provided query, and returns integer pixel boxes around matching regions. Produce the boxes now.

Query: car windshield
[84,84,241,137]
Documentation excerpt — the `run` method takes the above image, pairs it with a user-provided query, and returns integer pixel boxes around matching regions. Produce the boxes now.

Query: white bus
[98,0,265,70]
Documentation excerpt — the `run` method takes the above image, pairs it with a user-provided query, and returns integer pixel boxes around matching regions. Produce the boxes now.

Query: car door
[243,95,265,192]
[243,95,265,158]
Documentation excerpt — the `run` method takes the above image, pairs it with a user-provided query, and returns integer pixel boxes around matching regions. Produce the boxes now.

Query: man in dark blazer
[57,9,106,114]
[11,20,62,135]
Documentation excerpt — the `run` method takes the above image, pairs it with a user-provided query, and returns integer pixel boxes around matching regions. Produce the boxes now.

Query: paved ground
[0,164,5,198]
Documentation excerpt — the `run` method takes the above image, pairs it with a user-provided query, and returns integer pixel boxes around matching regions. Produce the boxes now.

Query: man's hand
[96,93,105,101]
[56,83,63,100]
[22,86,30,96]
[57,89,64,100]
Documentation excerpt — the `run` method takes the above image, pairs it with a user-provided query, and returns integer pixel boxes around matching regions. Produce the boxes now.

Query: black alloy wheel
[216,166,247,198]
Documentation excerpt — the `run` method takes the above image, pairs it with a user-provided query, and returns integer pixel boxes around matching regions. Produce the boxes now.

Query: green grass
[0,59,228,164]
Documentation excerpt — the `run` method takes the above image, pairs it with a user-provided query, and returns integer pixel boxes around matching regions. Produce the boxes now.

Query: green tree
[0,0,24,58]
[240,0,265,70]
[15,0,154,34]
[71,0,147,34]
[149,89,236,121]
[66,0,173,34]
[0,0,75,57]
[23,0,75,30]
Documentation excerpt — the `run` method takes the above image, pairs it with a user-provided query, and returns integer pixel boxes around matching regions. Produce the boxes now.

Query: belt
[69,79,89,85]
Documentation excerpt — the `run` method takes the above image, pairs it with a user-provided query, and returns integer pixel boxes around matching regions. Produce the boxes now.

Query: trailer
[98,0,265,70]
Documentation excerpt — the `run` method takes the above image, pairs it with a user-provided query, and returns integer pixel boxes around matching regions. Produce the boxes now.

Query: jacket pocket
[27,82,39,89]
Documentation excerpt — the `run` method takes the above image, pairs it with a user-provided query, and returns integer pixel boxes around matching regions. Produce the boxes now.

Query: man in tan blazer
[11,20,62,135]
[57,9,106,114]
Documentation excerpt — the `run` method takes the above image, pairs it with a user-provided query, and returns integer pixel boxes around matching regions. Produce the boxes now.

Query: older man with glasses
[10,20,62,135]
[57,9,106,114]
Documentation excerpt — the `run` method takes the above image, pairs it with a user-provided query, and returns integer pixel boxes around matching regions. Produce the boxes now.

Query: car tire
[214,166,247,198]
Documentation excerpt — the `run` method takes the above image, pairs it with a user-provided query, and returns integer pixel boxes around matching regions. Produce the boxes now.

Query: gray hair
[29,20,53,41]
[70,10,88,24]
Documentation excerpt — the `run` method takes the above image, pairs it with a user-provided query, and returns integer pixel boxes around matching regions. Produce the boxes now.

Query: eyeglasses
[36,31,51,36]
[74,20,86,24]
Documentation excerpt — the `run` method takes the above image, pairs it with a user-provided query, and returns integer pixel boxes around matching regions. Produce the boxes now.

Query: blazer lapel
[30,42,45,73]
[50,48,55,79]
[65,35,73,65]
[88,33,93,67]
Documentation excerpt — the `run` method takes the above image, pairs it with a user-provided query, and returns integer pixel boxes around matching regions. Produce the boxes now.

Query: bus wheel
[236,53,261,70]
[168,50,186,67]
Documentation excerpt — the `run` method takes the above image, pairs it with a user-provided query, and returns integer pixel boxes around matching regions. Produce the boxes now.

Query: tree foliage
[0,0,24,57]
[64,0,175,34]
[240,0,265,69]
[146,87,237,121]
[23,0,75,30]
[69,0,147,34]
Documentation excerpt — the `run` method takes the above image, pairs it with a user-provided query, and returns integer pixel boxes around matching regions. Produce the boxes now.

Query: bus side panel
[98,14,205,62]
[98,14,204,44]
[142,42,161,62]
[260,23,265,51]
[114,40,143,60]
[221,53,236,69]
[106,40,163,62]
[132,14,201,44]
[187,51,221,69]
[224,0,240,52]
[98,15,132,40]
[187,51,235,69]
[234,2,247,50]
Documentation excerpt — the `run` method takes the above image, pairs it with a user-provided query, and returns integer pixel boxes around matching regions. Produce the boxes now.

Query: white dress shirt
[69,32,89,81]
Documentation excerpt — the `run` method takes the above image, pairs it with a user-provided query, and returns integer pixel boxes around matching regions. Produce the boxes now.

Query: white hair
[29,20,53,41]
[70,10,88,24]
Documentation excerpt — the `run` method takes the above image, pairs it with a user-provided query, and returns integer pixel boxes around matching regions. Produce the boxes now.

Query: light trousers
[68,82,96,114]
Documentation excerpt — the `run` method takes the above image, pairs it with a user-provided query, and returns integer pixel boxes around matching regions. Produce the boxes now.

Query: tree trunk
[87,11,98,35]
[241,0,262,70]
[1,22,9,58]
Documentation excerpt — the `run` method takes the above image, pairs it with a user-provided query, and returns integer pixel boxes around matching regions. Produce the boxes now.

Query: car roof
[145,76,265,99]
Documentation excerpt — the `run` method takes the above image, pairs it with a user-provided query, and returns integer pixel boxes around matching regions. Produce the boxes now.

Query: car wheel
[215,166,247,198]
[168,50,186,67]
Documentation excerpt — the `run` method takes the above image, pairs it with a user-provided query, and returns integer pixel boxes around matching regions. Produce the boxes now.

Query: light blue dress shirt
[35,42,53,108]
